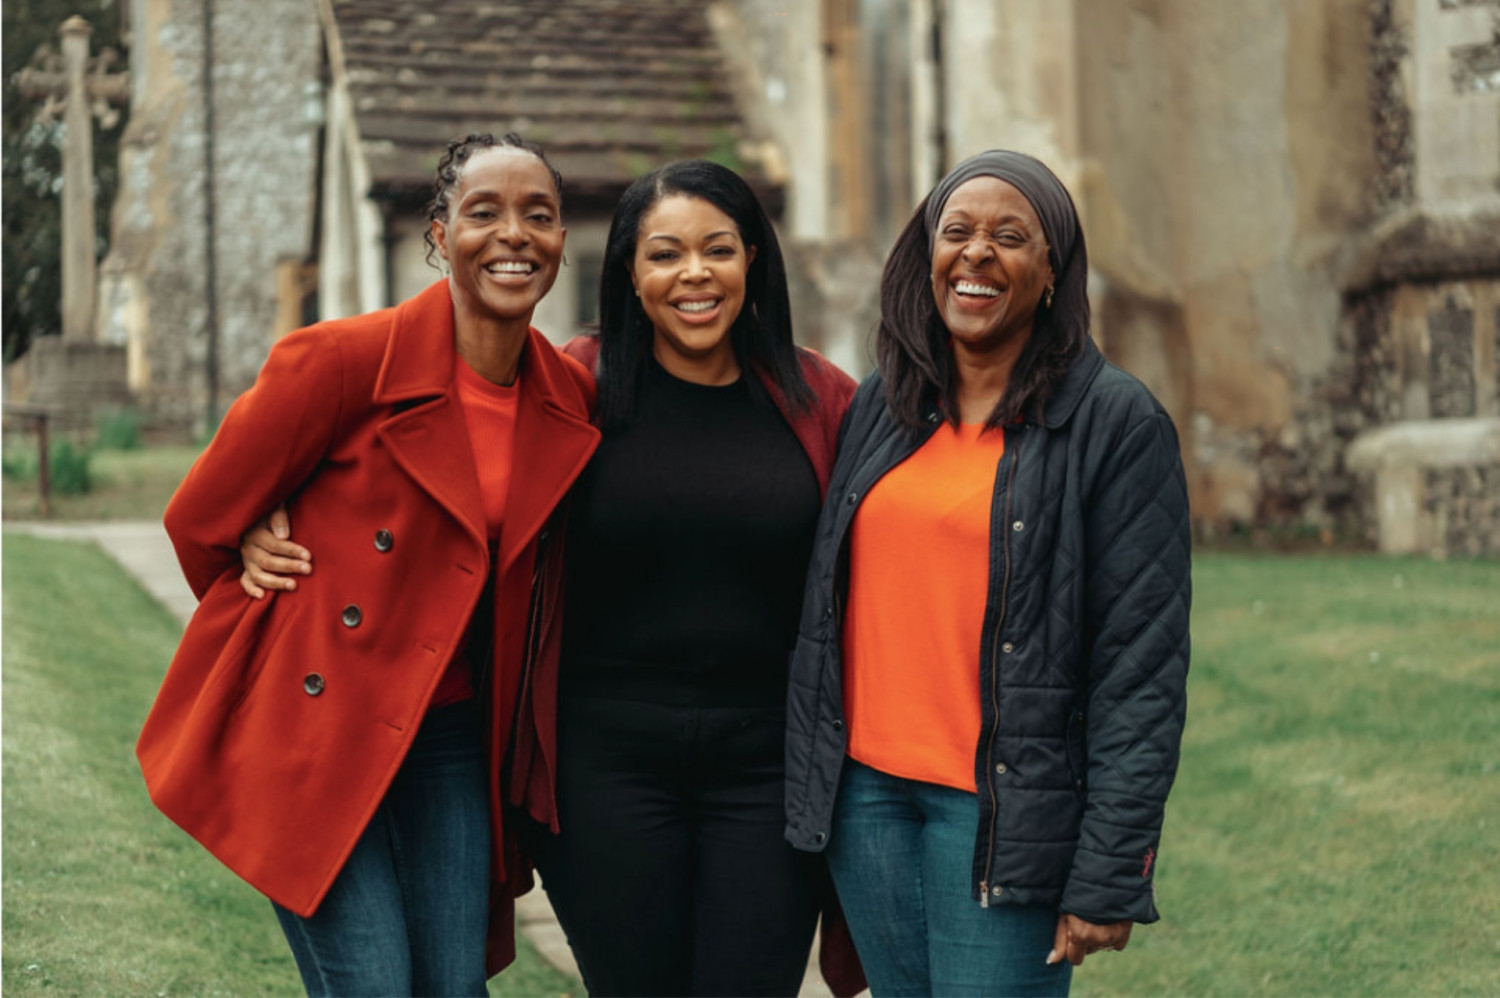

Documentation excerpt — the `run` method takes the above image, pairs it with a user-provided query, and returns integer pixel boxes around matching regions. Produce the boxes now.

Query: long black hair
[594,160,812,430]
[877,150,1090,431]
[421,132,564,268]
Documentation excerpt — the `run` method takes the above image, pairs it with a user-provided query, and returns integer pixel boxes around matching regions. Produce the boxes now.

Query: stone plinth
[1345,417,1500,557]
[21,337,133,426]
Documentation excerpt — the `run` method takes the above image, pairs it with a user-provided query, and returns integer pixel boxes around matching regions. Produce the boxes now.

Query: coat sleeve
[162,324,347,599]
[1060,410,1191,924]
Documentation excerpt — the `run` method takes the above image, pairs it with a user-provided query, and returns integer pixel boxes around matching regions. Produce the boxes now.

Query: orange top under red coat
[454,357,520,541]
[843,421,1005,793]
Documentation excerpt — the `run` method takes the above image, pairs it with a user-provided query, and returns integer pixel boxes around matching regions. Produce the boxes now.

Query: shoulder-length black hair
[876,160,1090,432]
[595,160,812,430]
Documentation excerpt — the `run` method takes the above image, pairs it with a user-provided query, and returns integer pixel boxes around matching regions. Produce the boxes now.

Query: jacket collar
[373,279,459,403]
[912,336,1106,431]
[372,278,593,416]
[1038,336,1105,429]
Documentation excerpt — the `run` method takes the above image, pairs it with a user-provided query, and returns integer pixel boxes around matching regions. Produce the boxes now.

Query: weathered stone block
[21,337,133,427]
[1346,417,1500,556]
[1428,295,1476,416]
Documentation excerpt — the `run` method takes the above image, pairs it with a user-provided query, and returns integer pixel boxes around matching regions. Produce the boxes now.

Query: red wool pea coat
[138,279,599,975]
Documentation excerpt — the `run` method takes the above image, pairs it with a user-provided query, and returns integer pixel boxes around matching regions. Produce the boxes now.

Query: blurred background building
[6,0,1499,553]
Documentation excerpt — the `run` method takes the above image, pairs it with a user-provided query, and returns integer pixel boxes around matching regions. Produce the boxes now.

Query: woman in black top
[543,161,858,997]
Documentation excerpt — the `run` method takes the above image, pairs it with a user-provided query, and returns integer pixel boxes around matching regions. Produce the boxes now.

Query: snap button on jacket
[137,279,600,976]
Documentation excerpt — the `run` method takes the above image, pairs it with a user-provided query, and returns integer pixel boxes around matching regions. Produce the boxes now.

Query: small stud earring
[1045,284,1055,309]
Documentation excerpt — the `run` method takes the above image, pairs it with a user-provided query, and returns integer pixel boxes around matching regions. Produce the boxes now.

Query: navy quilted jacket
[784,338,1191,924]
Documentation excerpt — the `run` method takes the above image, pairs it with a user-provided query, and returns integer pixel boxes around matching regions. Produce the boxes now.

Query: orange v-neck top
[843,422,1005,792]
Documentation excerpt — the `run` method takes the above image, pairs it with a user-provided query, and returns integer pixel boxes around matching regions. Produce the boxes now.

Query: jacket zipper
[979,432,1021,907]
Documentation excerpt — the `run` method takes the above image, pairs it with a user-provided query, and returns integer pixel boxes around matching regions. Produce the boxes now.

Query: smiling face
[431,145,565,334]
[930,176,1053,356]
[629,194,757,381]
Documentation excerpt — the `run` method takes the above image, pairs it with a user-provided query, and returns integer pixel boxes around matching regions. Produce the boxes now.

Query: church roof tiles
[328,0,771,211]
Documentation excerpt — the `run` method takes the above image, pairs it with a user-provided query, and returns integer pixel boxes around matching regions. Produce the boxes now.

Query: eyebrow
[642,230,738,244]
[941,211,1032,227]
[460,189,557,205]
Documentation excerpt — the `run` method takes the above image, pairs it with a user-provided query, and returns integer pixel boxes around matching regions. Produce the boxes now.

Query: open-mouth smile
[670,296,724,321]
[953,279,1001,298]
[484,260,539,278]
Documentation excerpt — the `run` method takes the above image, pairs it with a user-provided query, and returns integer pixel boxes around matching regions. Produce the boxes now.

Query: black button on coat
[784,339,1191,925]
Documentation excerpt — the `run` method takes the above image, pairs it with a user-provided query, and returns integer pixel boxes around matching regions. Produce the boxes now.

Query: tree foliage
[3,0,129,362]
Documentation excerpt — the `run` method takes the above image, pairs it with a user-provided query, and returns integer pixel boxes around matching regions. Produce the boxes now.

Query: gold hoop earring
[1045,284,1055,309]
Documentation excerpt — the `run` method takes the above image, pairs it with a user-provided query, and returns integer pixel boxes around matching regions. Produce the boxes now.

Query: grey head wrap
[923,150,1079,281]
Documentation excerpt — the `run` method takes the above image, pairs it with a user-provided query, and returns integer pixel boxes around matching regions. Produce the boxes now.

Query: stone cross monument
[12,16,132,421]
[61,16,103,341]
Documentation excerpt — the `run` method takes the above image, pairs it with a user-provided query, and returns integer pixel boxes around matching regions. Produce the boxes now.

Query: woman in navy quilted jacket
[783,150,1191,997]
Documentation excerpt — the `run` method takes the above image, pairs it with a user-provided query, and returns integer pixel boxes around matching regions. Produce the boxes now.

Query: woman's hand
[239,506,312,599]
[1047,913,1131,966]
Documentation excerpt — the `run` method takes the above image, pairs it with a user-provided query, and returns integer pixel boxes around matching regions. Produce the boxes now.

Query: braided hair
[421,132,564,268]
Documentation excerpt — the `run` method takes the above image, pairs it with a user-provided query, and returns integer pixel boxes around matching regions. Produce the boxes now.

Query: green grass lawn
[1074,553,1500,998]
[1,533,579,997]
[2,445,203,522]
[4,536,1497,997]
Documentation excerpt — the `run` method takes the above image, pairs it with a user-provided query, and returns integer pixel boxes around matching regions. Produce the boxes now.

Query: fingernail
[300,562,311,574]
[1046,950,1058,965]
[286,580,296,591]
[274,526,288,539]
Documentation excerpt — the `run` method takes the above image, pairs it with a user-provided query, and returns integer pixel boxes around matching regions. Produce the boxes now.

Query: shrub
[2,448,34,481]
[48,440,93,495]
[95,407,143,450]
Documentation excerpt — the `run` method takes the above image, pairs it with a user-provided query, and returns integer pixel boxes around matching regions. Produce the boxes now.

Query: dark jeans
[272,701,491,997]
[531,693,820,997]
[826,759,1072,998]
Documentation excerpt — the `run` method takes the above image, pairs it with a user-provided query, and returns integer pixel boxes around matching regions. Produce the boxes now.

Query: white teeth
[675,299,718,313]
[486,261,534,274]
[955,281,999,297]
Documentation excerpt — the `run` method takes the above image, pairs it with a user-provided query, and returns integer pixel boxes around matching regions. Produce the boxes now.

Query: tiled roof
[328,0,775,212]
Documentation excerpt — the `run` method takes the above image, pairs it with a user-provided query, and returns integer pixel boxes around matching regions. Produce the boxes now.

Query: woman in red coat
[138,133,598,996]
[243,160,866,997]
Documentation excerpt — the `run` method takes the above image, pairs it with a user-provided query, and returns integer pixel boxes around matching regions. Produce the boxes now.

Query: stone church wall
[98,0,321,432]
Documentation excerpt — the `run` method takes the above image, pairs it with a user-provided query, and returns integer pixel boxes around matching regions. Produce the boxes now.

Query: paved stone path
[3,519,838,996]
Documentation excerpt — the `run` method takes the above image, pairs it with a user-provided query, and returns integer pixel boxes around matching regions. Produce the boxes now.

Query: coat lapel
[497,330,600,574]
[378,397,490,552]
[370,280,600,567]
[372,280,488,552]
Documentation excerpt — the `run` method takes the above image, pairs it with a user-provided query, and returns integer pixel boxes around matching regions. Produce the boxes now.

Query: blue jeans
[825,759,1072,998]
[272,700,491,997]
